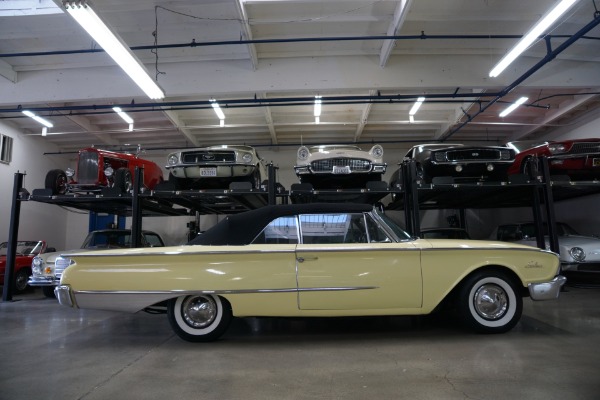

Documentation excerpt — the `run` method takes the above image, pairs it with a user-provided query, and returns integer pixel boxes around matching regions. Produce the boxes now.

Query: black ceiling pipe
[440,13,600,141]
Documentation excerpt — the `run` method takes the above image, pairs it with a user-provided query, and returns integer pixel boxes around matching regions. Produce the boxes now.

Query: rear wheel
[457,271,522,333]
[167,295,232,342]
[45,169,68,195]
[114,168,132,193]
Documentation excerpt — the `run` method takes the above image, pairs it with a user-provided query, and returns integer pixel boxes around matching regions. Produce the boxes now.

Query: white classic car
[29,229,164,297]
[166,145,267,190]
[55,203,564,343]
[294,144,386,189]
[491,222,600,272]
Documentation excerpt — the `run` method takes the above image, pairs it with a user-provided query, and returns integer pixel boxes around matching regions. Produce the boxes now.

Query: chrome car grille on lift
[77,151,99,184]
[310,158,371,172]
[182,150,236,164]
[443,149,506,161]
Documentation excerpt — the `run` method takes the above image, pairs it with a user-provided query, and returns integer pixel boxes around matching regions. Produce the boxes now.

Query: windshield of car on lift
[521,223,579,238]
[375,211,412,241]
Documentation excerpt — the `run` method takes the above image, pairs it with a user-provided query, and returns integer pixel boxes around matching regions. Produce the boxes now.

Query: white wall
[0,121,72,249]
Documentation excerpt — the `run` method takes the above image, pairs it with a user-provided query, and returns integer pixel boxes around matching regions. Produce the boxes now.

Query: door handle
[297,256,318,263]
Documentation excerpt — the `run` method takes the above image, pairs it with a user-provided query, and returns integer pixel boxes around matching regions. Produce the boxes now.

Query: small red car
[45,147,164,194]
[0,240,53,293]
[507,138,600,180]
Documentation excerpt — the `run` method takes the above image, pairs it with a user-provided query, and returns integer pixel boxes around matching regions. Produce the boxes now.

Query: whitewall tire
[167,295,232,342]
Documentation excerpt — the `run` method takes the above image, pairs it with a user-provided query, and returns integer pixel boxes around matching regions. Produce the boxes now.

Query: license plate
[199,168,217,177]
[593,158,600,167]
[332,165,351,174]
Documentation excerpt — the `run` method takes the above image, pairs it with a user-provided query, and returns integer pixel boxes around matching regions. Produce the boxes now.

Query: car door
[295,212,422,311]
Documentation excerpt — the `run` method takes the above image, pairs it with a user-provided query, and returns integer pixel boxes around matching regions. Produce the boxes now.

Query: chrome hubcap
[473,284,508,320]
[181,296,217,328]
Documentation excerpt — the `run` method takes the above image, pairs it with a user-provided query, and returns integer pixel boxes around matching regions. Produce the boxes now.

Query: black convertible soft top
[187,203,373,246]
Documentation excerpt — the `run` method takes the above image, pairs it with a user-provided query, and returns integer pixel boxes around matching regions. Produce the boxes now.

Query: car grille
[182,150,236,164]
[310,158,371,172]
[569,142,600,154]
[54,257,71,278]
[77,151,99,184]
[443,149,506,161]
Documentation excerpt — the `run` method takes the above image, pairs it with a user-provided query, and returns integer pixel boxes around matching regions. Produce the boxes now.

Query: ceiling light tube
[22,110,54,128]
[112,107,134,124]
[210,100,226,120]
[314,96,322,117]
[315,116,320,124]
[220,119,225,127]
[499,97,529,117]
[409,97,426,116]
[63,1,165,99]
[489,0,579,77]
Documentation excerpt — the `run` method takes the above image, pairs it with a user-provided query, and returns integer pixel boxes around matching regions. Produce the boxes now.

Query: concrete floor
[1,285,599,400]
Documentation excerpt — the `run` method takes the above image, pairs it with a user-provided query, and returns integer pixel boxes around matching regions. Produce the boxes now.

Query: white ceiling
[1,0,599,153]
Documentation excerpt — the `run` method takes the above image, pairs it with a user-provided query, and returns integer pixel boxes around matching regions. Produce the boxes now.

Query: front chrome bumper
[528,276,567,300]
[27,276,59,287]
[55,285,75,307]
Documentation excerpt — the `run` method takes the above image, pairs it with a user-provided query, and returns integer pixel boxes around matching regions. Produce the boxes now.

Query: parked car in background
[166,145,267,190]
[507,138,600,180]
[393,143,515,184]
[55,203,563,342]
[491,222,600,272]
[420,227,471,240]
[1,240,53,293]
[29,229,164,298]
[45,147,164,195]
[294,144,386,189]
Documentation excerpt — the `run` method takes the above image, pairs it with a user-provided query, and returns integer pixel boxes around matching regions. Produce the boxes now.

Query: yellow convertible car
[55,203,565,342]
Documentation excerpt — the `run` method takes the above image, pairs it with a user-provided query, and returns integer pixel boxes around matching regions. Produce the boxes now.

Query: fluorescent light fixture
[112,107,134,124]
[128,123,134,132]
[220,119,225,127]
[489,0,579,77]
[22,110,54,128]
[409,97,426,116]
[63,1,165,99]
[314,96,322,117]
[42,127,48,136]
[210,99,226,120]
[315,116,320,124]
[409,115,415,123]
[499,97,529,117]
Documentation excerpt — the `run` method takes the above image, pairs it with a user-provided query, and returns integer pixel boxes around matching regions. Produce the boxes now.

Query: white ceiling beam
[379,0,412,67]
[235,0,259,71]
[354,90,377,142]
[0,59,17,83]
[162,110,202,147]
[257,93,278,144]
[62,113,119,146]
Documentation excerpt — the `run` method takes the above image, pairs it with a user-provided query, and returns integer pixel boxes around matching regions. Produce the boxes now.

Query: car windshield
[520,223,579,238]
[374,211,412,241]
[0,241,44,256]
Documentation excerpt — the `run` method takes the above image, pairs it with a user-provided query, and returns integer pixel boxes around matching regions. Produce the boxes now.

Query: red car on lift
[507,138,600,180]
[44,147,164,195]
[0,240,54,293]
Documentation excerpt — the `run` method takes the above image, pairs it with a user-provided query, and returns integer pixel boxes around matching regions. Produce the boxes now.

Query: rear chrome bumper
[528,276,567,300]
[55,285,75,307]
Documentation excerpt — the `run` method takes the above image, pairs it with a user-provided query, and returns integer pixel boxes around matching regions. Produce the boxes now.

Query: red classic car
[507,139,600,180]
[0,240,53,293]
[45,147,164,195]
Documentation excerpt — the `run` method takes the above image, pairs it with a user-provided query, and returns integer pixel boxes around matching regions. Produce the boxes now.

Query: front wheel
[45,169,68,195]
[457,271,522,333]
[14,268,30,293]
[167,295,232,342]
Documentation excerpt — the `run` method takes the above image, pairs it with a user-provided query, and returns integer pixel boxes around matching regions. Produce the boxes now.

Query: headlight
[500,150,512,160]
[104,166,114,177]
[65,168,75,177]
[32,257,43,274]
[370,145,384,158]
[167,154,179,165]
[548,143,567,154]
[297,146,310,161]
[242,153,253,163]
[569,247,586,262]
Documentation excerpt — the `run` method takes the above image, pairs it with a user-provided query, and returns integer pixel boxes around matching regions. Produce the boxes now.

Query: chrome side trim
[74,286,378,296]
[62,248,297,258]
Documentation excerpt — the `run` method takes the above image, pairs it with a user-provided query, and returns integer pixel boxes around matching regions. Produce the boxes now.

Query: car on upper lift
[165,145,267,190]
[391,143,515,184]
[44,147,164,195]
[293,144,387,189]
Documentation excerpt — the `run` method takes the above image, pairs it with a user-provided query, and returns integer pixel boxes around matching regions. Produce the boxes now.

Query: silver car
[166,145,267,190]
[491,222,600,272]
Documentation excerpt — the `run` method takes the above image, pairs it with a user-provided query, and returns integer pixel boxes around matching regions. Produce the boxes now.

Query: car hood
[298,148,382,165]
